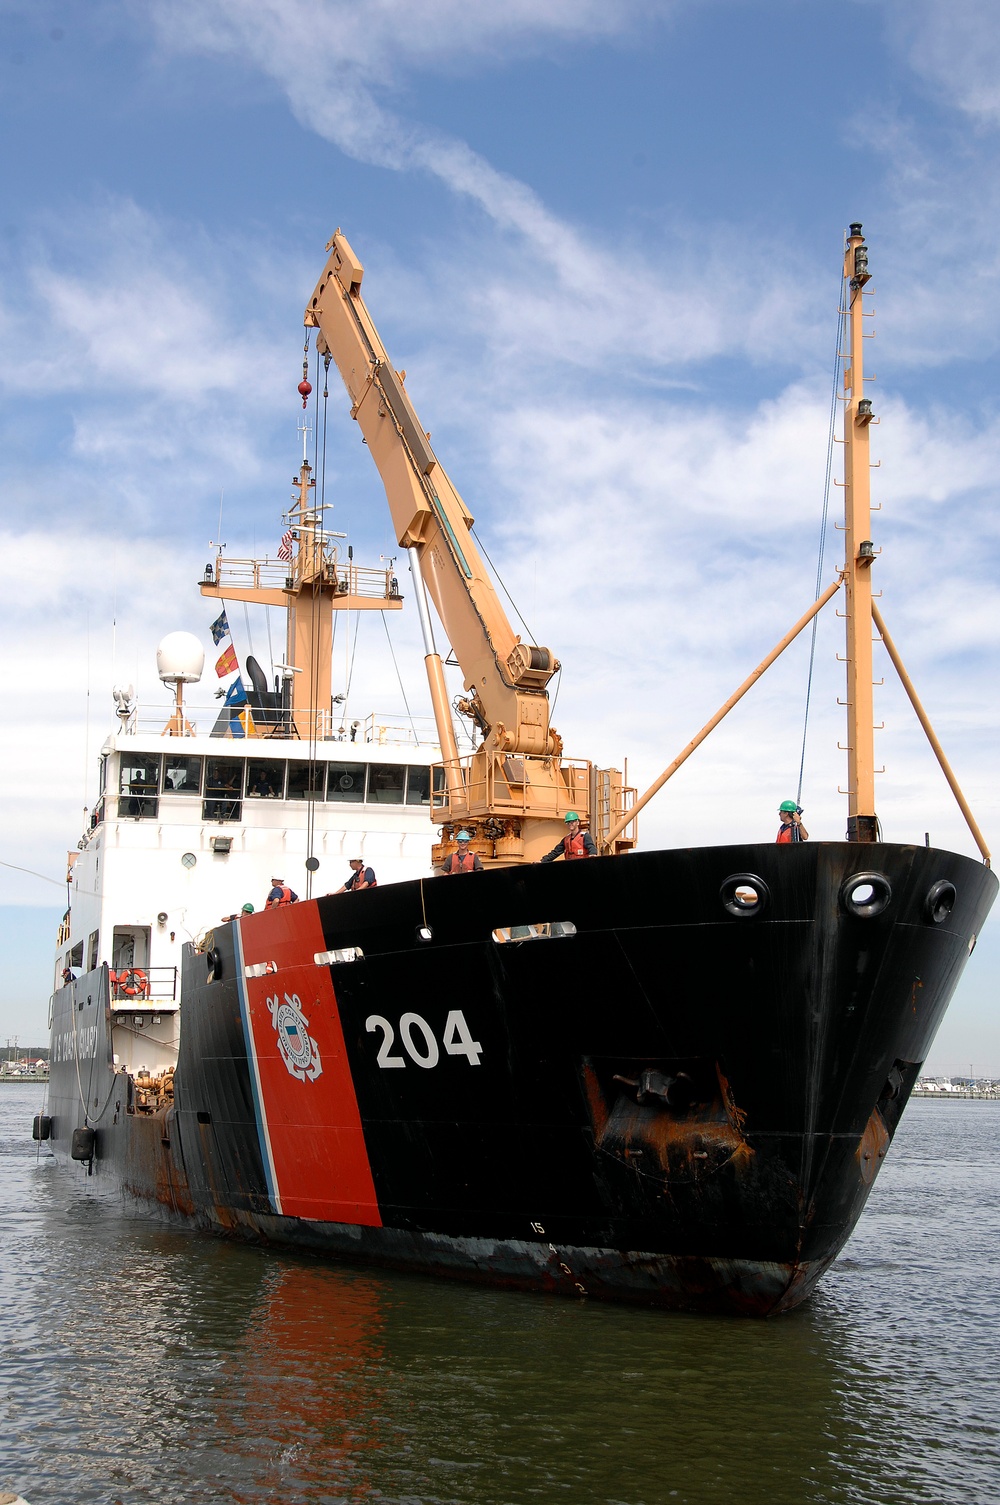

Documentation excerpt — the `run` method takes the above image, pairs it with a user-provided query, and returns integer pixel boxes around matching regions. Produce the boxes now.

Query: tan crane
[305,231,636,865]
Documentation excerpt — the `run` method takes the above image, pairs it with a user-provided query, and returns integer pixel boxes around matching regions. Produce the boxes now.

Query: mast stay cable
[381,612,420,744]
[796,273,847,807]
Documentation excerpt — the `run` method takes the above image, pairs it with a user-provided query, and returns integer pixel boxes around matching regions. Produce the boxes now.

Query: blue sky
[1,0,998,1069]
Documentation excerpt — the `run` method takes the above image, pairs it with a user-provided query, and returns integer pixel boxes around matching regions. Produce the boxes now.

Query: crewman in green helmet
[540,812,598,862]
[776,800,809,844]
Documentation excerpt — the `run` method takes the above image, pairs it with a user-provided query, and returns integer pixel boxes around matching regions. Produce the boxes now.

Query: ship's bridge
[56,713,451,1020]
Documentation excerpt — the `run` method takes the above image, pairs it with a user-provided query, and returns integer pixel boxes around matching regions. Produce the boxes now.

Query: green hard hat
[565,811,580,823]
[778,800,798,813]
[241,903,255,913]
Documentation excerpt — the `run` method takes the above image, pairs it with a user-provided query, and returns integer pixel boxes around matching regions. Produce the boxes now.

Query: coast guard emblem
[266,992,323,1083]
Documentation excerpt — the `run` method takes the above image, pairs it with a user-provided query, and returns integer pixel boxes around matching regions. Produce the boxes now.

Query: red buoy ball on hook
[298,379,313,408]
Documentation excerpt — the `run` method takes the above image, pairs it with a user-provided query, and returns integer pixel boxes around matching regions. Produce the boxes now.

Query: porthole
[923,879,956,926]
[181,852,197,870]
[840,872,892,919]
[720,873,770,919]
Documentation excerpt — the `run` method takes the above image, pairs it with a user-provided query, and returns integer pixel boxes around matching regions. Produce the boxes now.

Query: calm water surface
[1,1085,998,1505]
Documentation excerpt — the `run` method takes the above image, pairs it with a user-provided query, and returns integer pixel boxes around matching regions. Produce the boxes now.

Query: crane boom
[305,231,636,863]
[306,232,558,756]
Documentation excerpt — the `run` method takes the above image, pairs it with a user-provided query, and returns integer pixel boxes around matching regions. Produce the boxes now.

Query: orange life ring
[118,967,148,999]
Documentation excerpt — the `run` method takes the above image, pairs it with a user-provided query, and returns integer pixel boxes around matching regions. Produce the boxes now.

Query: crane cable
[795,275,847,807]
[470,526,539,647]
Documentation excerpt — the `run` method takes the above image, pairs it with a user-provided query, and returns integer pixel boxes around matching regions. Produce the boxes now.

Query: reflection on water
[2,1087,998,1505]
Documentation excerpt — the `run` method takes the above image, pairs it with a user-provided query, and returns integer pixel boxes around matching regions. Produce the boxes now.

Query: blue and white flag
[210,609,230,646]
[224,676,248,707]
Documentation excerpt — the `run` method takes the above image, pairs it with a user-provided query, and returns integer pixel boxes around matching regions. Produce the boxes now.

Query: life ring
[118,967,149,998]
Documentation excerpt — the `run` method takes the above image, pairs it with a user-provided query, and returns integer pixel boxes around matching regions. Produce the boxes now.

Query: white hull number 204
[365,1010,482,1069]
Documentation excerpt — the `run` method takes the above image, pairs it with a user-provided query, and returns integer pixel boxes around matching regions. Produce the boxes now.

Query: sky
[0,0,997,1070]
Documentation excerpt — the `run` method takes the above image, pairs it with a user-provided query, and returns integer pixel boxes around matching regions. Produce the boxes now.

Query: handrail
[213,556,399,601]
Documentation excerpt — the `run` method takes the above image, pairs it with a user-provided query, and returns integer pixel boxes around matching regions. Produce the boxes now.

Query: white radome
[156,631,206,685]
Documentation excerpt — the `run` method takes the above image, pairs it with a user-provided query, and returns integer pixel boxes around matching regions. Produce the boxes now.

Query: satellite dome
[156,631,205,685]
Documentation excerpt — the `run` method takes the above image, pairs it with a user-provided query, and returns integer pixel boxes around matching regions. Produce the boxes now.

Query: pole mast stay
[842,223,878,842]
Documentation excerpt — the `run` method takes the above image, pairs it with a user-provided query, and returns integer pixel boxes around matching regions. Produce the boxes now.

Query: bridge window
[118,756,160,819]
[163,755,202,794]
[246,759,285,799]
[287,763,325,800]
[327,762,365,803]
[368,763,405,804]
[203,759,242,823]
[406,766,431,805]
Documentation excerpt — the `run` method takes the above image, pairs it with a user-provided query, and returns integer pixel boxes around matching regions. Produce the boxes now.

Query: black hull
[46,841,996,1314]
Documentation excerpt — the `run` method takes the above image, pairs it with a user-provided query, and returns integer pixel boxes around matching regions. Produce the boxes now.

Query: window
[87,931,99,971]
[491,921,578,943]
[368,763,405,804]
[163,755,203,794]
[98,755,107,795]
[118,756,160,819]
[69,941,84,969]
[327,762,366,803]
[287,763,325,800]
[246,759,285,799]
[203,758,243,822]
[405,765,431,806]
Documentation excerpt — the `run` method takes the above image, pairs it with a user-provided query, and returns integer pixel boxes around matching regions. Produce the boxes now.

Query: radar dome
[157,631,205,685]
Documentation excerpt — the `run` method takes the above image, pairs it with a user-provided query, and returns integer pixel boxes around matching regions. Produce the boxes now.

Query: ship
[38,224,996,1316]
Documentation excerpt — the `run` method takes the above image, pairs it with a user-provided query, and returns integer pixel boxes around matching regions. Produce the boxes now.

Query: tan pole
[408,546,464,801]
[871,602,991,865]
[603,579,843,849]
[843,224,878,841]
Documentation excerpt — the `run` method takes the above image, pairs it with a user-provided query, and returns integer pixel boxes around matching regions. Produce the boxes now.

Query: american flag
[277,528,294,563]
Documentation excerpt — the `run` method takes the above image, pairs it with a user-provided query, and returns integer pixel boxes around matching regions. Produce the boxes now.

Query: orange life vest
[563,831,590,859]
[446,851,477,873]
[272,885,294,906]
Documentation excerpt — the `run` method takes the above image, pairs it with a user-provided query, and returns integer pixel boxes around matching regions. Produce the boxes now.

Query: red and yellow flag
[215,644,238,678]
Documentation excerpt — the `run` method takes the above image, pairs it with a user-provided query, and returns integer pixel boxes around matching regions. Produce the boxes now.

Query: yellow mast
[842,223,878,843]
[200,450,401,740]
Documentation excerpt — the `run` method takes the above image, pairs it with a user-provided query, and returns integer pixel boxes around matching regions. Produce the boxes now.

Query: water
[2,1086,998,1505]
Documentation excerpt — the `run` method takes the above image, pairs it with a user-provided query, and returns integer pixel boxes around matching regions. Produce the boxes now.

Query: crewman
[540,812,598,863]
[776,800,809,844]
[440,831,483,873]
[222,903,256,923]
[265,876,298,908]
[336,857,377,893]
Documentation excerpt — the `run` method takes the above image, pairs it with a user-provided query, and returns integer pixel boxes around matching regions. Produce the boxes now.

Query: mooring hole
[720,873,769,918]
[841,872,892,918]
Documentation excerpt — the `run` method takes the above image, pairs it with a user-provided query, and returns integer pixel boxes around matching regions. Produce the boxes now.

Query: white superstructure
[61,724,441,984]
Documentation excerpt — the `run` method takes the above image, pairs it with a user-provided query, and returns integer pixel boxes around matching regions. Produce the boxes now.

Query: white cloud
[888,0,1000,126]
[145,0,826,378]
